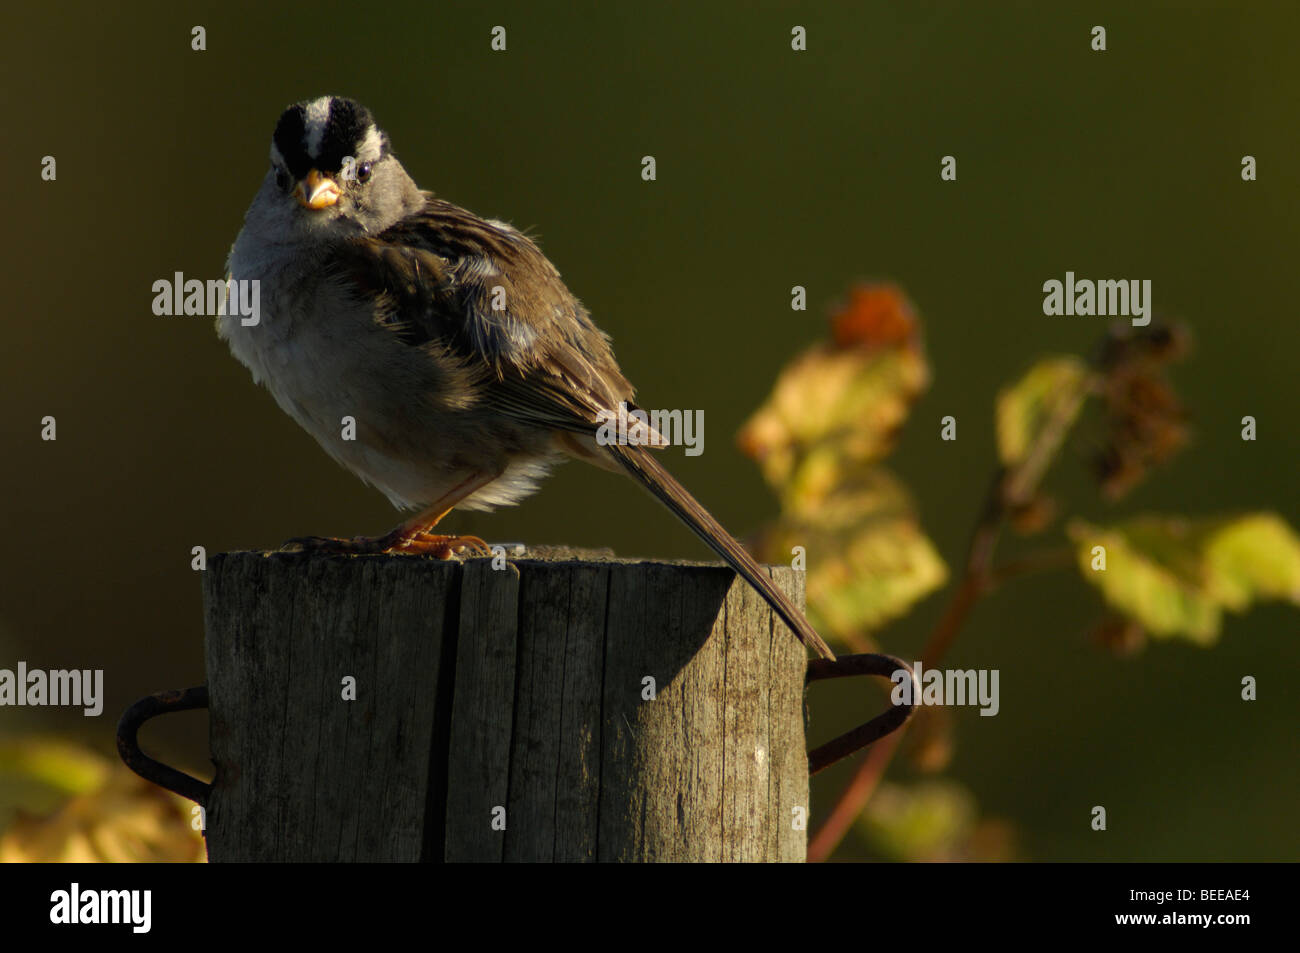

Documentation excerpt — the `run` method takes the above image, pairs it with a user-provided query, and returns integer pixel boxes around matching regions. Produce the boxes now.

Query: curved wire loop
[806,654,916,775]
[116,686,212,805]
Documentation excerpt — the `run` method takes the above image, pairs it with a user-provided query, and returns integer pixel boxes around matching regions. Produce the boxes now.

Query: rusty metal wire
[116,686,212,805]
[806,654,916,775]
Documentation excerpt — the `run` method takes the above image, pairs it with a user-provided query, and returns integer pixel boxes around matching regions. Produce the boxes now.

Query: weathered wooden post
[199,549,811,862]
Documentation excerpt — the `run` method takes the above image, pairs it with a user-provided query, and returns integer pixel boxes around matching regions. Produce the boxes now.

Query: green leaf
[855,781,977,862]
[1203,513,1300,610]
[1068,512,1300,644]
[759,468,947,636]
[0,737,109,796]
[1068,519,1220,643]
[996,356,1089,469]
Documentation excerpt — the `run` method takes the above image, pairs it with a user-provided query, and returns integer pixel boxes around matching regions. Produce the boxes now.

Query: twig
[809,372,1093,861]
[807,507,995,861]
[988,546,1077,588]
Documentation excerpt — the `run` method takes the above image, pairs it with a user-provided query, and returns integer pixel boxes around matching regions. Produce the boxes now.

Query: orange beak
[294,169,341,210]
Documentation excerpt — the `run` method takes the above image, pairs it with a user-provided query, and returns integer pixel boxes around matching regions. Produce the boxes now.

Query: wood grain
[202,551,809,862]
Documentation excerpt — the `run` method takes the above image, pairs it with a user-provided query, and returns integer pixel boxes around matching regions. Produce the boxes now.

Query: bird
[220,95,834,661]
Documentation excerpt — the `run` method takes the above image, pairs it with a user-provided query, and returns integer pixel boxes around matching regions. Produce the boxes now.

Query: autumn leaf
[738,284,928,499]
[1068,513,1300,644]
[741,285,945,639]
[0,739,205,863]
[1203,513,1300,609]
[1089,322,1191,499]
[996,356,1090,470]
[0,736,108,797]
[756,468,947,636]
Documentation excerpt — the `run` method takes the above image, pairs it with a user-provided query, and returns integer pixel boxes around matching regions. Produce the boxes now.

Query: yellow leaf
[0,741,205,863]
[1068,518,1221,643]
[0,737,108,796]
[996,356,1089,468]
[855,781,977,862]
[1068,512,1300,645]
[739,285,943,639]
[738,285,929,492]
[1204,513,1300,609]
[760,468,947,635]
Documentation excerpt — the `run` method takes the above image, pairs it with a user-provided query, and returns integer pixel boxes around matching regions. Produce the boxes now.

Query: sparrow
[220,95,834,661]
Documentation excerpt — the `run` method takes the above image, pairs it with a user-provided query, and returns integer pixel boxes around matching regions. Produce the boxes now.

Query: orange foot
[283,531,492,559]
[388,531,492,558]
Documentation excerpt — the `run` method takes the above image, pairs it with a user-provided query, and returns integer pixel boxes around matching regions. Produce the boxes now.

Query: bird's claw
[387,532,493,559]
[280,532,492,560]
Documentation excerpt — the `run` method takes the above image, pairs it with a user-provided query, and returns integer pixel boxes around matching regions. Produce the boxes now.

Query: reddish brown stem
[807,360,1096,862]
[806,568,988,862]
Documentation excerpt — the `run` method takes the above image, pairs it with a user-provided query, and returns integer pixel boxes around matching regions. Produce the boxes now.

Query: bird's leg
[377,507,493,558]
[282,471,499,559]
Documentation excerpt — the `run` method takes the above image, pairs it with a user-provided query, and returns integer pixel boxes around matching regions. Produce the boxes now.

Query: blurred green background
[2,1,1297,860]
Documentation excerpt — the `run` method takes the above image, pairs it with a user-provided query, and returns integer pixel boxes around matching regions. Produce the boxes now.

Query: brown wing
[326,194,636,435]
[326,195,833,659]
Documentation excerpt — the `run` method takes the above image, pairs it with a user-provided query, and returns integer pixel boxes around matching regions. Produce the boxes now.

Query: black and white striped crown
[270,95,390,178]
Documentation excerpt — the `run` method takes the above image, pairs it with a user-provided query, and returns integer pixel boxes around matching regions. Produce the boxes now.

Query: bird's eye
[274,167,290,192]
[356,161,373,183]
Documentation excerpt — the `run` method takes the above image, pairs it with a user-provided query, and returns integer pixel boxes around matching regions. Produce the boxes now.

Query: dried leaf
[1089,322,1192,499]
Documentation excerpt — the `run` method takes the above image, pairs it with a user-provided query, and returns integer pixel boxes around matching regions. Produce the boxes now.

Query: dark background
[3,1,1297,860]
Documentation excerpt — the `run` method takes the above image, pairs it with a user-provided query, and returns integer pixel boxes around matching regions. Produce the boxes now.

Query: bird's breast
[220,241,554,510]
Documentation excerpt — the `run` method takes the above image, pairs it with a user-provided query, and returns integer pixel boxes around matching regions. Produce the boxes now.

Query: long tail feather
[607,442,835,660]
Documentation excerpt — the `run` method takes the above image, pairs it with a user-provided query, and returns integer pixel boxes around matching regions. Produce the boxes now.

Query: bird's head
[263,95,421,236]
